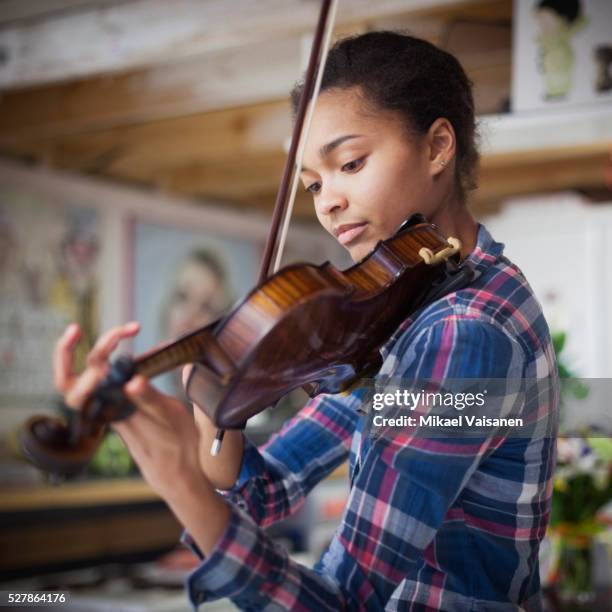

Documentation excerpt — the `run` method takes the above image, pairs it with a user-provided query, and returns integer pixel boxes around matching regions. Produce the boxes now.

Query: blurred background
[0,0,610,610]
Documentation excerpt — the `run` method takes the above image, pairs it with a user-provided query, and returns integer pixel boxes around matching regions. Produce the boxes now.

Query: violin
[21,0,474,475]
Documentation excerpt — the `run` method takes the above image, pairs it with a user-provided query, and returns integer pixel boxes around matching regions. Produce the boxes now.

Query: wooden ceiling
[0,0,609,219]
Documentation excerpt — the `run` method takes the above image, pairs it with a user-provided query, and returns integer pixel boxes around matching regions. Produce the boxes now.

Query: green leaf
[552,331,566,355]
[587,437,612,461]
[567,379,590,399]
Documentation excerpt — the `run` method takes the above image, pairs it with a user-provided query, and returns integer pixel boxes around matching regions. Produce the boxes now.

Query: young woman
[53,32,559,611]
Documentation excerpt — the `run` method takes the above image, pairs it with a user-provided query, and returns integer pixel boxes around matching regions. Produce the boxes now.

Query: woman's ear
[428,118,456,177]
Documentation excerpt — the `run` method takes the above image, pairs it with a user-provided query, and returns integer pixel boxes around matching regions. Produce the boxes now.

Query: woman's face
[167,259,228,337]
[300,87,445,262]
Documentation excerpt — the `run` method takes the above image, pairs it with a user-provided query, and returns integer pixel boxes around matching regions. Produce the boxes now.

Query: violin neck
[133,321,234,380]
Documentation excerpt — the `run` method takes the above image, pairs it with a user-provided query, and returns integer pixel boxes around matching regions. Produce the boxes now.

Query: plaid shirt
[182,224,559,611]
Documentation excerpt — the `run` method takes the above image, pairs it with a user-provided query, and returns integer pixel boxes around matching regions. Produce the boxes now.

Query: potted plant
[545,332,612,604]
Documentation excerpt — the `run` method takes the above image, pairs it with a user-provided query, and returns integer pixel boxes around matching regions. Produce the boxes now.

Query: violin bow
[211,0,339,455]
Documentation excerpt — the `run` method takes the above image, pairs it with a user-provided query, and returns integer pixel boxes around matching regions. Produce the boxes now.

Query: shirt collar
[463,222,505,279]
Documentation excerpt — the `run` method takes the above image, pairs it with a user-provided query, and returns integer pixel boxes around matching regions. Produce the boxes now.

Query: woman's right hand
[52,321,141,410]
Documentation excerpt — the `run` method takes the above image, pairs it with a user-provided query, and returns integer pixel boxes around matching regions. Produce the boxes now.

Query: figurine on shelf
[534,0,587,99]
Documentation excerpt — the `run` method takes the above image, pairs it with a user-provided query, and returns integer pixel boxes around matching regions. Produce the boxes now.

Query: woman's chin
[349,243,374,263]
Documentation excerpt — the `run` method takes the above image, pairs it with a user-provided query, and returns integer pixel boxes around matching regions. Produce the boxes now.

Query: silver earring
[439,159,447,167]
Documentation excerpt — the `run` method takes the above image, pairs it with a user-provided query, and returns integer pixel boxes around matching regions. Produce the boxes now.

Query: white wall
[483,192,612,378]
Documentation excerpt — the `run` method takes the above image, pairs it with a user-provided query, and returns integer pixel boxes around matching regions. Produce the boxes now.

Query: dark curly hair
[291,31,479,201]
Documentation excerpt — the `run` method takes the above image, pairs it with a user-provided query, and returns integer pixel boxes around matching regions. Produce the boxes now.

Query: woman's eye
[341,157,365,172]
[305,181,321,194]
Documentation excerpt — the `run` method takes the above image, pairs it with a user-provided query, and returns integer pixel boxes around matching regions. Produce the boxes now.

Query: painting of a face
[166,257,231,338]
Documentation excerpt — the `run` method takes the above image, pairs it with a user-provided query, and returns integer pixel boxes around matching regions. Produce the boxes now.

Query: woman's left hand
[112,375,202,499]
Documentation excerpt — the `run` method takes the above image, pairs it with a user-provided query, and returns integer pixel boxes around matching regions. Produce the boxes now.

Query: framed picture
[130,219,260,396]
[0,190,99,407]
[512,0,612,112]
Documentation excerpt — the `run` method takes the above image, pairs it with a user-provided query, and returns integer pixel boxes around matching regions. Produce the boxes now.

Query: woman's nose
[316,188,348,217]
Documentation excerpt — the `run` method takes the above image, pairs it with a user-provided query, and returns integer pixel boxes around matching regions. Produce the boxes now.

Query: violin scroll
[21,415,105,476]
[21,356,138,475]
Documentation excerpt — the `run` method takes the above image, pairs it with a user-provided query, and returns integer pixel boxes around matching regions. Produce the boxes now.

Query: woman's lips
[335,222,368,246]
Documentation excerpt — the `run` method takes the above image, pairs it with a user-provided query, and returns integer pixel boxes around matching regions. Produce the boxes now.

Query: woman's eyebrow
[320,133,363,157]
[300,134,364,173]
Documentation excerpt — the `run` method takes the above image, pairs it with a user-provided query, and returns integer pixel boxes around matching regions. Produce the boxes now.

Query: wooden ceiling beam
[0,2,511,143]
[0,100,292,175]
[477,149,610,203]
[160,153,286,197]
[0,0,506,90]
[0,37,301,144]
[0,1,126,26]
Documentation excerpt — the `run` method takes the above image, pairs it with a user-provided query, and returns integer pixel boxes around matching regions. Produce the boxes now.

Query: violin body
[187,216,470,427]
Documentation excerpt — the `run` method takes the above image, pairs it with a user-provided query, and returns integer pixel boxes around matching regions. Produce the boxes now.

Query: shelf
[471,105,612,211]
[480,104,612,158]
[0,452,347,514]
[0,478,160,512]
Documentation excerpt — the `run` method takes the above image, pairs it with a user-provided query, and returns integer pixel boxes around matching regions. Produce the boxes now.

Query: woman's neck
[429,191,479,260]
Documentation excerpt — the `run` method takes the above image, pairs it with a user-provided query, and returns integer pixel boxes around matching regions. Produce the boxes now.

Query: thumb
[124,375,160,412]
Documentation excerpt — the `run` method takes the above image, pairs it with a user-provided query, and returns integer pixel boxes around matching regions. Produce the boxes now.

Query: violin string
[272,0,339,274]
